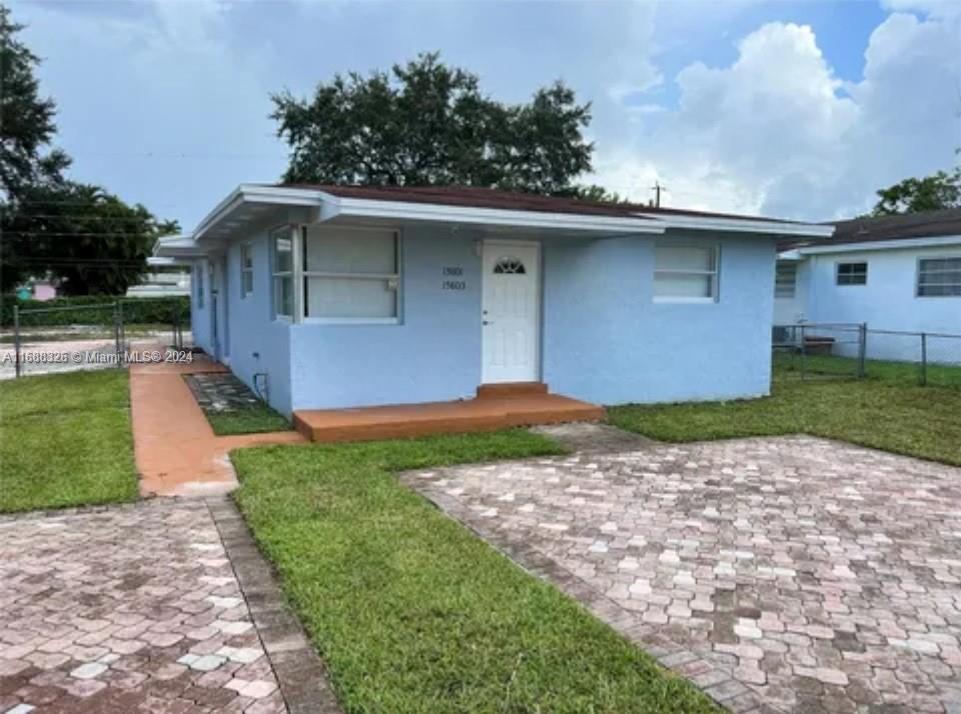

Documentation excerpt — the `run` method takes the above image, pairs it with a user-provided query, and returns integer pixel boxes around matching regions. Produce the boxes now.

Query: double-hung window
[774,260,797,298]
[271,228,293,319]
[240,243,254,298]
[917,257,961,297]
[302,226,400,322]
[836,262,867,286]
[654,244,719,301]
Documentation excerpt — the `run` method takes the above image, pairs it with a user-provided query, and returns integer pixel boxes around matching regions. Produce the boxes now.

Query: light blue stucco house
[157,184,831,417]
[775,209,961,362]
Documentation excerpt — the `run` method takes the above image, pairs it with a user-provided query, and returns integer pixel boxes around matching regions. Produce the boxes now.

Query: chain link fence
[2,300,192,379]
[773,322,961,387]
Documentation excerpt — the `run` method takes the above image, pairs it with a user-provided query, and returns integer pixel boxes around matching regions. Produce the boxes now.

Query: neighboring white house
[127,262,192,298]
[775,208,961,361]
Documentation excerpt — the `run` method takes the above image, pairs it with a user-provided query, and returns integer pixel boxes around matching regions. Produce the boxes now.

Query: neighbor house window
[836,261,867,286]
[271,228,293,319]
[302,226,400,321]
[654,244,719,301]
[195,263,205,309]
[917,257,961,297]
[240,243,254,297]
[774,260,797,298]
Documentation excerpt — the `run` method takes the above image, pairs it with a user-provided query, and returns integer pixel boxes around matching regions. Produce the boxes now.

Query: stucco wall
[542,231,775,404]
[289,225,483,410]
[222,232,294,415]
[189,259,213,355]
[802,245,961,362]
[285,226,776,409]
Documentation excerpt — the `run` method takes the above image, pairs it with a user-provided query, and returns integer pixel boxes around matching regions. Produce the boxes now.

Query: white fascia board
[319,193,664,234]
[795,234,961,255]
[635,212,835,238]
[192,185,326,240]
[776,249,804,261]
[153,236,209,259]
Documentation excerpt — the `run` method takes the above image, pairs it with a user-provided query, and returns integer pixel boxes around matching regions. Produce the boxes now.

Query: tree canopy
[871,157,961,216]
[0,3,176,295]
[272,52,605,197]
[2,183,178,296]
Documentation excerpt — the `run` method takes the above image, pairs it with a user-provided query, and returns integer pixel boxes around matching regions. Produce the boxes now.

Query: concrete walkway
[130,356,304,497]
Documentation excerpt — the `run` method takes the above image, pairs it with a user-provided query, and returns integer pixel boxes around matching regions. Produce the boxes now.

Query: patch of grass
[232,431,718,714]
[773,351,961,387]
[0,370,138,512]
[205,402,291,436]
[609,369,961,466]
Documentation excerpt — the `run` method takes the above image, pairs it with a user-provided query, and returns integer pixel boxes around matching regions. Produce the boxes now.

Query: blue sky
[12,0,961,228]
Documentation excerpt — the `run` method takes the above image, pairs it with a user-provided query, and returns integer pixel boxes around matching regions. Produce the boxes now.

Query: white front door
[481,240,540,383]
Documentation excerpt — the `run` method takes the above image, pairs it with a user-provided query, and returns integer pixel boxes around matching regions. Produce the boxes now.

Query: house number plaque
[442,266,466,290]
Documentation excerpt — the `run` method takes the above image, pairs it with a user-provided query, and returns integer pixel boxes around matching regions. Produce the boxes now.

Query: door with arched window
[481,240,540,383]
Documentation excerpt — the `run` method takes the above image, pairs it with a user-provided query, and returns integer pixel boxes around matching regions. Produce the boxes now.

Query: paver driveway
[0,499,285,714]
[404,435,961,713]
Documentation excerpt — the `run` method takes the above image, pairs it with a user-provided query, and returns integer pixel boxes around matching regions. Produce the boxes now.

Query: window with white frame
[774,260,797,298]
[653,244,719,301]
[271,227,293,319]
[917,257,961,297]
[195,263,205,309]
[240,243,254,297]
[302,226,400,321]
[836,261,867,286]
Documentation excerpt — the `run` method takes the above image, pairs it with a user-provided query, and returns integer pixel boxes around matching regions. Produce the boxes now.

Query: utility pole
[650,181,667,208]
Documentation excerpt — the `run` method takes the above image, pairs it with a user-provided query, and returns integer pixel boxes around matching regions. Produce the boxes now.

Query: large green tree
[272,53,600,196]
[2,183,178,295]
[0,3,176,295]
[0,4,69,197]
[871,159,961,216]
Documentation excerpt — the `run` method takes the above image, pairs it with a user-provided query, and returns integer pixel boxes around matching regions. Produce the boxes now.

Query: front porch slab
[293,389,604,443]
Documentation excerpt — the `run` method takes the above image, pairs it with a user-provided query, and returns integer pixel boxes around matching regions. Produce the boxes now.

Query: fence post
[113,301,121,368]
[800,323,807,381]
[857,322,867,379]
[13,304,21,379]
[920,332,927,386]
[118,300,125,360]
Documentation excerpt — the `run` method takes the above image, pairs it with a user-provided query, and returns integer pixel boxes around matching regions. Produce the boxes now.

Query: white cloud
[595,10,961,220]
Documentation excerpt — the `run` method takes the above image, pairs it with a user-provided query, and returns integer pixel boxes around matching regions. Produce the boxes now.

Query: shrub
[1,295,190,327]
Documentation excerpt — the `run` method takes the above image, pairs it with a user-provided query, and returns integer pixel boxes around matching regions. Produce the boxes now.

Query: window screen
[775,261,797,298]
[654,245,718,300]
[303,227,400,320]
[918,257,961,297]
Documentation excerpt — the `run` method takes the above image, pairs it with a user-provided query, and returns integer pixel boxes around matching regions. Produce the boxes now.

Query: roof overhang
[636,212,835,238]
[786,233,961,257]
[153,235,210,261]
[319,193,664,236]
[187,184,837,244]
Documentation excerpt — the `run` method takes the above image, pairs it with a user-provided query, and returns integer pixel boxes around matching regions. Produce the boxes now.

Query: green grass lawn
[232,431,719,714]
[0,370,138,512]
[773,350,961,386]
[205,402,291,436]
[609,364,961,467]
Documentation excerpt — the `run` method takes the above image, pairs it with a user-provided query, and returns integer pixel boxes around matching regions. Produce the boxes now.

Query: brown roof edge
[264,183,809,225]
[779,208,961,252]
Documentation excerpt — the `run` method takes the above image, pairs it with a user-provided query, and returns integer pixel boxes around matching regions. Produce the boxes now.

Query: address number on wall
[442,266,466,290]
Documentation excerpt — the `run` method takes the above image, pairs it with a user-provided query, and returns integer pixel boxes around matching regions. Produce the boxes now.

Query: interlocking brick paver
[405,434,961,714]
[0,500,286,713]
